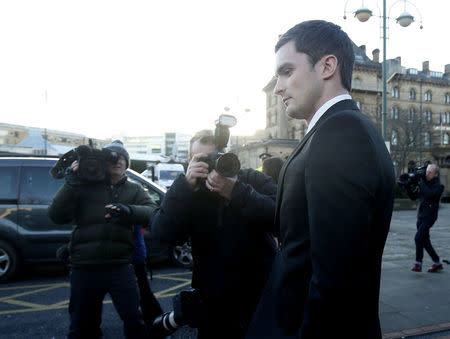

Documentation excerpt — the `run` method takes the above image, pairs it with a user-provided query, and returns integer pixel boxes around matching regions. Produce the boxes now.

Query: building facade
[0,122,106,155]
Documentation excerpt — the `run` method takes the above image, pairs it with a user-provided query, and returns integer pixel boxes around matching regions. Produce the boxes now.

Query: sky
[0,0,448,139]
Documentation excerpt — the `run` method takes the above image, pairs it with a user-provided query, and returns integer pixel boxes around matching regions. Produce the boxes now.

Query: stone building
[234,42,450,173]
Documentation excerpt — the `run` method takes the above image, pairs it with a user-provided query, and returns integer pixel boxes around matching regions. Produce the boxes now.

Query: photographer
[405,164,445,273]
[48,140,156,338]
[150,130,277,338]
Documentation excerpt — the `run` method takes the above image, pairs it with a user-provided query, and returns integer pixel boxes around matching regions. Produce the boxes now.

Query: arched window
[424,91,432,102]
[423,110,432,123]
[391,130,398,146]
[445,93,450,104]
[391,87,400,98]
[377,106,382,119]
[408,131,415,147]
[408,108,416,123]
[409,89,416,100]
[390,106,399,119]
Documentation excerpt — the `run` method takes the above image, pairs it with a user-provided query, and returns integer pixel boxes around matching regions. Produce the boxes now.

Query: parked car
[0,155,192,282]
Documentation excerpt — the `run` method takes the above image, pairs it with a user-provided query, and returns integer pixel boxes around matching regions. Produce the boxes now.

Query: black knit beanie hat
[105,140,130,168]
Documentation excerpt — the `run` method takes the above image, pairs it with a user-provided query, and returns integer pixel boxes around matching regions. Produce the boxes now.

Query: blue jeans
[415,219,440,263]
[68,264,148,339]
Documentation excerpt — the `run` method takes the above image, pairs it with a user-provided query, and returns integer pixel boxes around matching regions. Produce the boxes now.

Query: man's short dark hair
[189,130,215,158]
[275,20,354,92]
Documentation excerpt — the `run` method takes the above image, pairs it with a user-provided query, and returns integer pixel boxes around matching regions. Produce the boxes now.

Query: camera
[398,162,427,187]
[199,151,240,178]
[50,144,119,182]
[151,289,201,337]
[198,114,241,178]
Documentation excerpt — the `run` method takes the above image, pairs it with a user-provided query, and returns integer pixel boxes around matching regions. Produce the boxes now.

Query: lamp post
[344,0,422,142]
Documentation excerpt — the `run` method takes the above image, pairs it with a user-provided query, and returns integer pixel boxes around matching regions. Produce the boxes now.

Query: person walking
[247,20,395,339]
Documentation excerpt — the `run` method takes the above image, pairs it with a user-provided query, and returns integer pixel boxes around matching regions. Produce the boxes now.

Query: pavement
[380,203,450,338]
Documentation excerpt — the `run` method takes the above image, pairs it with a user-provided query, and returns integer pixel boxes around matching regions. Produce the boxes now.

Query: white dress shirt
[306,94,352,134]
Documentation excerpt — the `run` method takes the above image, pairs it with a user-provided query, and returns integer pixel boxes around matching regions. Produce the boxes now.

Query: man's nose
[274,78,284,96]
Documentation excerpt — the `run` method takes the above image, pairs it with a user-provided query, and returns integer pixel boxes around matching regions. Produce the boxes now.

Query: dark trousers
[415,218,440,263]
[68,264,148,339]
[132,262,163,328]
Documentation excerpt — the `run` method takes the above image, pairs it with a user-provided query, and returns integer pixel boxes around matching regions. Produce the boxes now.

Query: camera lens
[216,153,240,177]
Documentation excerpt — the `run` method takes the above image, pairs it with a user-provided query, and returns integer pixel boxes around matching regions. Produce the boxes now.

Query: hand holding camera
[185,153,210,189]
[205,169,237,200]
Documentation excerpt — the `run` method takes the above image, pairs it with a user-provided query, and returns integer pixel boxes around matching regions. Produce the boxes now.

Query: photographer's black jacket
[48,176,156,268]
[406,177,444,221]
[151,169,277,328]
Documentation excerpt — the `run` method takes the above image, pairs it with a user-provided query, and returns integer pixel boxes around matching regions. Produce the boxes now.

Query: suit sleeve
[301,115,380,334]
[229,169,277,232]
[150,175,193,244]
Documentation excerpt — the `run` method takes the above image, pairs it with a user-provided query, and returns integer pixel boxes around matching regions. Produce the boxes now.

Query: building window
[408,131,414,147]
[391,130,398,146]
[356,101,361,109]
[424,91,432,102]
[409,89,416,100]
[391,87,400,98]
[423,110,432,123]
[376,106,382,119]
[408,108,416,123]
[424,132,431,147]
[444,133,449,145]
[445,112,449,124]
[445,93,450,104]
[390,106,399,120]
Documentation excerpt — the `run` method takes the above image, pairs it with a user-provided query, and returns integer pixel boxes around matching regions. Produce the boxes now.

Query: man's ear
[319,55,339,81]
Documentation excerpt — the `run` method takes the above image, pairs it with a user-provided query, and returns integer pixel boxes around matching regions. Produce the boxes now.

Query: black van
[0,156,192,282]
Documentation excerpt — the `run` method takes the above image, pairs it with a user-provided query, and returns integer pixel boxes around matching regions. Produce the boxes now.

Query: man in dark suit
[247,20,395,339]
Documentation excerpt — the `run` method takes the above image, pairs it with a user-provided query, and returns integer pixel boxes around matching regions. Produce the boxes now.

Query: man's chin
[286,107,303,120]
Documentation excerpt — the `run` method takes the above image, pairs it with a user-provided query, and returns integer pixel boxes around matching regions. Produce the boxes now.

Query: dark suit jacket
[247,100,395,339]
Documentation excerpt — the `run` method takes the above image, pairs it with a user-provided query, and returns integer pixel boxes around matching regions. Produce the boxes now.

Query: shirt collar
[306,94,352,134]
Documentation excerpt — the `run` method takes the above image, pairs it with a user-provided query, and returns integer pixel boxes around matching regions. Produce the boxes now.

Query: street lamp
[344,0,423,142]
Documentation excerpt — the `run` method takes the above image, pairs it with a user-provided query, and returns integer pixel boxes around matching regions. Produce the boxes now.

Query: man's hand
[105,203,132,220]
[185,153,210,188]
[205,170,237,200]
[65,160,82,186]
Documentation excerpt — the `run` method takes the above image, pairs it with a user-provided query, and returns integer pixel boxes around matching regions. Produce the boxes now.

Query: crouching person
[48,140,156,339]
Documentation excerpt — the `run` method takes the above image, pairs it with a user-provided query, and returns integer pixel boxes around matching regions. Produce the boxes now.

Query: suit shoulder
[318,109,379,138]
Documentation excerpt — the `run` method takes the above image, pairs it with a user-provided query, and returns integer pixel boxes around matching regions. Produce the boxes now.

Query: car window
[0,166,19,200]
[128,177,161,206]
[19,166,64,204]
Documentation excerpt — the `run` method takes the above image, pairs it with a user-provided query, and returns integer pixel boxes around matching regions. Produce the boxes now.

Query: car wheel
[171,241,193,268]
[0,240,19,283]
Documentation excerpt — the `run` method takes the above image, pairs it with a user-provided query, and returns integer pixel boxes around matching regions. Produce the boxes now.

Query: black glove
[106,203,132,222]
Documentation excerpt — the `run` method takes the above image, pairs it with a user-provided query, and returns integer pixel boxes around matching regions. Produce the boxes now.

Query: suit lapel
[274,99,359,234]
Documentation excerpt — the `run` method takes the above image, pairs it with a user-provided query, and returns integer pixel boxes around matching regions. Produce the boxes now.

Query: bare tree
[388,108,433,174]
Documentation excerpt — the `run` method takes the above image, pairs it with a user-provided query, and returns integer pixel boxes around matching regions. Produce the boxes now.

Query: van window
[19,167,64,204]
[0,166,19,200]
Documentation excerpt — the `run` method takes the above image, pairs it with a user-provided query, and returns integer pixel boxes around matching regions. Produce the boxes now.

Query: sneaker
[427,263,443,273]
[411,264,422,272]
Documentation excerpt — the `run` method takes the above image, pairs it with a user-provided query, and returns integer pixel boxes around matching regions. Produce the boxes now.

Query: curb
[383,322,450,338]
